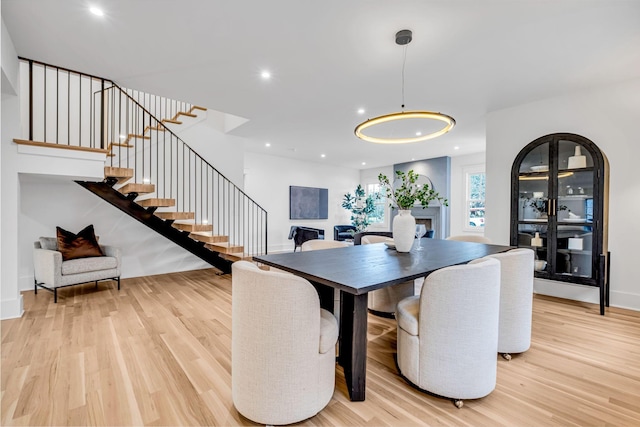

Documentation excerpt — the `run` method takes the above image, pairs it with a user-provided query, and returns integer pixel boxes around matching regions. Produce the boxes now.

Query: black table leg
[338,292,368,401]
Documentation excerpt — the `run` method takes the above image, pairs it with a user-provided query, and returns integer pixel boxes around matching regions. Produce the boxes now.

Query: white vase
[393,210,416,253]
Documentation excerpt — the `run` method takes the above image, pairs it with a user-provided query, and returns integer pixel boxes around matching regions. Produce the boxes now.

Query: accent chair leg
[117,277,120,290]
[95,280,99,288]
[54,288,58,303]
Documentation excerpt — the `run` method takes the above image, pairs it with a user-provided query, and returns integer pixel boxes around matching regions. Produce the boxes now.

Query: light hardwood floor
[2,269,639,426]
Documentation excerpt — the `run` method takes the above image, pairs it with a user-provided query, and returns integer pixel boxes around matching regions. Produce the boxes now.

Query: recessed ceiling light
[411,158,416,161]
[415,131,422,136]
[321,154,326,158]
[265,142,271,147]
[357,108,365,115]
[89,7,104,16]
[260,70,271,80]
[454,146,460,150]
[361,162,366,166]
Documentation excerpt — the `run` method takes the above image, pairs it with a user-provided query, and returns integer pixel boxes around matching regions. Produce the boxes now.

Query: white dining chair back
[301,239,349,251]
[231,261,338,424]
[446,234,492,244]
[396,257,501,408]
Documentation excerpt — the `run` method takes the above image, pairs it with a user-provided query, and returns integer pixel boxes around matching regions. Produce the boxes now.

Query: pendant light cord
[401,45,407,111]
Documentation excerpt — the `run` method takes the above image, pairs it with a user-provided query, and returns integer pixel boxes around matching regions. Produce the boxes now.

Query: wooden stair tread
[205,242,244,254]
[119,183,155,194]
[108,142,134,149]
[190,105,207,112]
[176,112,197,118]
[189,233,229,244]
[173,223,213,232]
[138,198,175,207]
[162,119,182,125]
[104,167,134,183]
[155,212,195,220]
[220,252,250,262]
[127,134,151,140]
[147,125,166,132]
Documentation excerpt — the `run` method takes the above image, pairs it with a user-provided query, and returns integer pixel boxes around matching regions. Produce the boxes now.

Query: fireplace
[391,204,445,239]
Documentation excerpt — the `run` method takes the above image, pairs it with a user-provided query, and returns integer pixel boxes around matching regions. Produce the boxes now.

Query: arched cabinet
[510,133,610,314]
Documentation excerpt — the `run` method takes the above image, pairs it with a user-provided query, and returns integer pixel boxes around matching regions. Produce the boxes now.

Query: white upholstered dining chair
[446,234,492,244]
[396,257,501,408]
[361,235,416,317]
[300,239,349,251]
[480,248,535,360]
[231,261,338,425]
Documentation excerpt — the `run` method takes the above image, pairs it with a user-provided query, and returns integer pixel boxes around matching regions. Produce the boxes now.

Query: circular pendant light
[354,30,456,144]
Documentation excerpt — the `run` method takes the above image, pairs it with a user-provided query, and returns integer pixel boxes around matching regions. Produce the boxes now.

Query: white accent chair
[482,248,535,360]
[231,261,338,425]
[361,235,415,318]
[300,239,349,251]
[396,257,501,408]
[33,237,121,303]
[446,234,492,244]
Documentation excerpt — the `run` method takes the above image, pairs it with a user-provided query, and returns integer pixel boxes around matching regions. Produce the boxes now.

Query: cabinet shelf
[558,195,591,200]
[557,248,592,255]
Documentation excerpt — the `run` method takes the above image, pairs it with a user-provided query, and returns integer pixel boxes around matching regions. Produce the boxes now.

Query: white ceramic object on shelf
[568,236,584,250]
[568,146,587,169]
[534,260,547,271]
[393,210,416,252]
[531,232,543,247]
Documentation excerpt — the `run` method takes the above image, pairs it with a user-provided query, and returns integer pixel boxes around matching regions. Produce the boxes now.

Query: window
[465,167,486,231]
[366,183,385,225]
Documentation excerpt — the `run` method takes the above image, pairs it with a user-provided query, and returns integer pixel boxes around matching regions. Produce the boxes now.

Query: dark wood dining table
[253,238,514,402]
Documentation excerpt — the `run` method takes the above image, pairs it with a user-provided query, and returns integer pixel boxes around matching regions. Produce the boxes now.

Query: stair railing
[18,58,267,258]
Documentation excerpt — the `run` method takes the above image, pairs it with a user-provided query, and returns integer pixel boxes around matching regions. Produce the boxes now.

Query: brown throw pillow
[56,225,104,261]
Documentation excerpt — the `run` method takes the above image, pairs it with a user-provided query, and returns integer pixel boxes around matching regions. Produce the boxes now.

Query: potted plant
[521,195,567,219]
[342,184,380,233]
[378,170,448,252]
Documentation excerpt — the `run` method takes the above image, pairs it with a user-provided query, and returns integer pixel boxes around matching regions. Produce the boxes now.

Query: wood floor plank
[2,269,640,426]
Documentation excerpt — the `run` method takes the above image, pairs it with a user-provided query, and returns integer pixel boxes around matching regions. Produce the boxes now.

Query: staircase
[19,58,267,274]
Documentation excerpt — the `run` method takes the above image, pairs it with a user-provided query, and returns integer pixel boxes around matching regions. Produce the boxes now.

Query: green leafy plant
[342,184,380,232]
[378,170,448,210]
[522,196,567,214]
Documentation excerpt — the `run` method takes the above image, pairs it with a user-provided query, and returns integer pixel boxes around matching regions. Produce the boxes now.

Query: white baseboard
[19,274,34,292]
[1,295,24,319]
[609,290,640,312]
[534,278,639,312]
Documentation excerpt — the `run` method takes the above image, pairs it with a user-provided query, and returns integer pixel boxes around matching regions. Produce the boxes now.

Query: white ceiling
[3,0,640,169]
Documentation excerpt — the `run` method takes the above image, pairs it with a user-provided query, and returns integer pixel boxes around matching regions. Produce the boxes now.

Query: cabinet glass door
[517,142,550,222]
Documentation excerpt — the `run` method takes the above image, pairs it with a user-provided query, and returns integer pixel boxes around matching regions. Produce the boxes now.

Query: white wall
[244,152,359,253]
[171,113,246,188]
[486,78,640,311]
[1,17,23,319]
[450,152,486,237]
